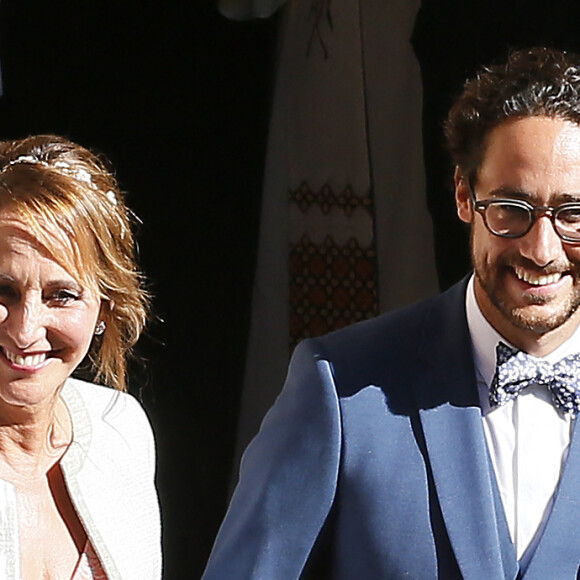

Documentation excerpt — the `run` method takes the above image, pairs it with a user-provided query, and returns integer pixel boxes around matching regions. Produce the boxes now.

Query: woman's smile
[0,216,101,410]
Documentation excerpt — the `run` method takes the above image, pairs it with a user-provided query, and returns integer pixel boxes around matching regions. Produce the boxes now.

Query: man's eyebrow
[555,192,580,203]
[487,186,530,199]
[486,187,580,203]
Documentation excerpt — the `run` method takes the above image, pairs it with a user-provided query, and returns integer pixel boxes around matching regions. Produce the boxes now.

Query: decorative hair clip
[53,161,92,185]
[106,190,118,205]
[2,154,118,205]
[1,152,126,236]
[4,155,93,184]
[5,155,48,169]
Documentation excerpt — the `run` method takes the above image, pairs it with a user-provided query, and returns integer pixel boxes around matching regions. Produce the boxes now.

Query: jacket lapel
[413,279,519,580]
[521,417,580,579]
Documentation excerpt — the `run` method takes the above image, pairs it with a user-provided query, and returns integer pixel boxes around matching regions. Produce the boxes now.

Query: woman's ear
[455,167,473,224]
[95,299,112,336]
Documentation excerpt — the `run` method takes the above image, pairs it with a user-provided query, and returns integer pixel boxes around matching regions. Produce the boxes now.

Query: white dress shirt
[465,276,580,570]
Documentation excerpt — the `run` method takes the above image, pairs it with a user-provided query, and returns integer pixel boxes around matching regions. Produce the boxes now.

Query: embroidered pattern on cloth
[490,341,580,415]
[290,182,371,216]
[288,182,378,350]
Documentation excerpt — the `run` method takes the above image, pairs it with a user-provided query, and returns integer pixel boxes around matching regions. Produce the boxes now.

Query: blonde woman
[0,135,161,579]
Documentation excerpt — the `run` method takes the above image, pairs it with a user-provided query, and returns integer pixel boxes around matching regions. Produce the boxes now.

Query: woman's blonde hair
[0,134,149,391]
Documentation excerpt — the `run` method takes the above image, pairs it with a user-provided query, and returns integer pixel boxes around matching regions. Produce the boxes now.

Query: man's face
[456,116,580,352]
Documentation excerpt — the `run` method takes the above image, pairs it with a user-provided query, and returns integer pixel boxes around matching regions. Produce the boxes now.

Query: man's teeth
[514,267,562,286]
[3,350,46,367]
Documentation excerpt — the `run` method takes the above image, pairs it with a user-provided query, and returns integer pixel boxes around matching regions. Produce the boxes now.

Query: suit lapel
[413,279,519,580]
[522,417,580,579]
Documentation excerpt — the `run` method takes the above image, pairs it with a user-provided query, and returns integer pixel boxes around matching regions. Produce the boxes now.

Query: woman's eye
[0,285,18,301]
[47,289,81,305]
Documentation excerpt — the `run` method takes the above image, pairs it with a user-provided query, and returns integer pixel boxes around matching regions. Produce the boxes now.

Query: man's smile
[513,266,563,287]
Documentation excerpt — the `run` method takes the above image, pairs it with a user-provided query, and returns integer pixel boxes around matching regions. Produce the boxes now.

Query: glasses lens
[556,206,580,240]
[485,202,531,236]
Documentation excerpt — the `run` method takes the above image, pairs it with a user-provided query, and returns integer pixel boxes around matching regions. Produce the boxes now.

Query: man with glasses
[204,47,580,579]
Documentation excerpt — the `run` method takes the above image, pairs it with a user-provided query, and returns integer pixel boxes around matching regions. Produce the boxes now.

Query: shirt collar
[465,274,580,389]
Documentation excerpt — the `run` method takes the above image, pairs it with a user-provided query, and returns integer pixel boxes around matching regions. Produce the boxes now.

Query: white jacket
[0,378,162,579]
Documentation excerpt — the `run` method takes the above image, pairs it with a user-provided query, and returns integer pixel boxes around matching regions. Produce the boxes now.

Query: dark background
[4,1,580,578]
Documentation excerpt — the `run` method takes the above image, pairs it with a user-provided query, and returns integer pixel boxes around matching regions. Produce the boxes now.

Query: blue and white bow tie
[489,342,580,416]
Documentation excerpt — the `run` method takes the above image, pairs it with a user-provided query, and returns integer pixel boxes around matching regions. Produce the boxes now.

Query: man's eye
[488,203,530,225]
[559,207,580,223]
[497,203,529,217]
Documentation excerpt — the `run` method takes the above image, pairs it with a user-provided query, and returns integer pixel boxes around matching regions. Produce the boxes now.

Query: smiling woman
[0,135,161,579]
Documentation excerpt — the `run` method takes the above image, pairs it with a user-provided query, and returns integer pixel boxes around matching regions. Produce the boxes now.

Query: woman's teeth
[3,350,47,366]
[514,266,562,286]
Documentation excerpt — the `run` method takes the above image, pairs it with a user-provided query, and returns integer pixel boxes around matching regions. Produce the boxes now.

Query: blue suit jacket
[203,279,580,579]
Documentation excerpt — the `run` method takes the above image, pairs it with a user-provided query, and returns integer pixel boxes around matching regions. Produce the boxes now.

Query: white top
[466,276,580,570]
[0,378,162,580]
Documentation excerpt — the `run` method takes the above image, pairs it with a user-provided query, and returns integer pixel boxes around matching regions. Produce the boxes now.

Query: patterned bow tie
[489,342,580,415]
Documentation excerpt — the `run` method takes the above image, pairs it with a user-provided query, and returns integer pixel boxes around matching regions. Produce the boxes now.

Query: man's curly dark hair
[445,46,580,182]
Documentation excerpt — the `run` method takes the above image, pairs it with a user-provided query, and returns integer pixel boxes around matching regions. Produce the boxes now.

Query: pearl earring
[95,321,106,336]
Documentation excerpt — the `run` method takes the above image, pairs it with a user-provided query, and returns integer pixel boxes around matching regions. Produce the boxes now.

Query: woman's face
[0,214,101,413]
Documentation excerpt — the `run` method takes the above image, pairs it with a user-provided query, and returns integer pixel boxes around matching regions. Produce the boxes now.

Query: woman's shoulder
[59,381,161,578]
[61,378,154,445]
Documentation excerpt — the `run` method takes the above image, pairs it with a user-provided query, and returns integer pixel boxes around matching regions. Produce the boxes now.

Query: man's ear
[455,167,473,224]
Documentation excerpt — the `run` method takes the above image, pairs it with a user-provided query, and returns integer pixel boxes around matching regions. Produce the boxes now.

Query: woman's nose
[4,299,45,348]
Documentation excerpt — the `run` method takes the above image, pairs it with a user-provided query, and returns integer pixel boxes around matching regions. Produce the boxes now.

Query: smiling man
[458,116,580,350]
[203,47,580,579]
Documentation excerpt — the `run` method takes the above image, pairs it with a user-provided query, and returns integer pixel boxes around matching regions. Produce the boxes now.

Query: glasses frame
[466,178,580,243]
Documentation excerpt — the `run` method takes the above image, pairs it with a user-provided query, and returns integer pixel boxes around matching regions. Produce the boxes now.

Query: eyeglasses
[467,180,580,243]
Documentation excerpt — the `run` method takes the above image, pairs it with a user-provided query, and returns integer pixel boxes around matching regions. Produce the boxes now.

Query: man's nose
[519,215,564,267]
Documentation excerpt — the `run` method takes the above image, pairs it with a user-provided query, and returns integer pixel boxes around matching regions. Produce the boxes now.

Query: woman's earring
[95,321,106,336]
